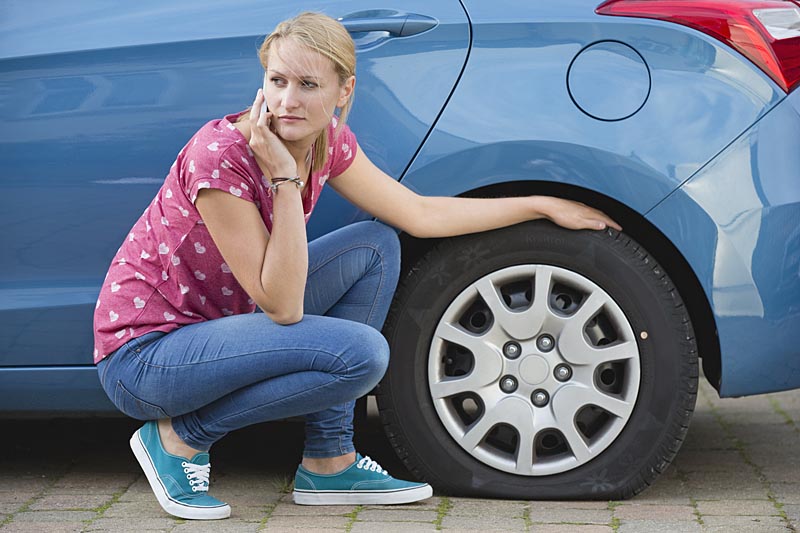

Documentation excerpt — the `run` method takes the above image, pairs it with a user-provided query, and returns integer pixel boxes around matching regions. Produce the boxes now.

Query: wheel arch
[395,179,722,392]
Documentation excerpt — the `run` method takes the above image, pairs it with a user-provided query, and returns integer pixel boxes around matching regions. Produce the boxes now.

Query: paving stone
[447,497,527,516]
[532,526,613,533]
[673,450,744,472]
[27,493,110,511]
[365,497,443,512]
[617,519,702,532]
[269,502,353,516]
[1,522,86,532]
[527,508,612,524]
[700,515,790,532]
[12,510,96,522]
[351,522,438,532]
[770,482,800,504]
[0,492,37,507]
[101,500,165,518]
[614,503,696,521]
[49,472,138,494]
[528,501,610,510]
[440,515,528,530]
[782,503,800,523]
[83,517,176,531]
[0,502,26,514]
[171,521,262,532]
[694,499,778,516]
[357,509,438,522]
[263,514,350,529]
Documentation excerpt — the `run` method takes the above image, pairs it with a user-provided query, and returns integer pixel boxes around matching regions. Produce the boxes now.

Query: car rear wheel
[378,221,698,499]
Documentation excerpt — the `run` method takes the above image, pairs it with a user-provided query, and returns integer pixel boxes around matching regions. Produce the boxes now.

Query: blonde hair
[259,12,356,173]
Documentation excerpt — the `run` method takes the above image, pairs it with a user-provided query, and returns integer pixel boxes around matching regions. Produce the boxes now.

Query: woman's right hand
[248,89,297,179]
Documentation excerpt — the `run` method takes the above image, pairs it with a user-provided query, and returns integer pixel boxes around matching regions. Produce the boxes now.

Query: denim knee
[365,221,400,271]
[344,324,390,397]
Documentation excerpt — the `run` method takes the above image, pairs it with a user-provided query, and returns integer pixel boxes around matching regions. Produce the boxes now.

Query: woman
[93,11,621,520]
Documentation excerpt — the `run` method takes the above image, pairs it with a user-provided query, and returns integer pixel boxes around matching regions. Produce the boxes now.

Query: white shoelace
[182,461,211,492]
[356,455,389,476]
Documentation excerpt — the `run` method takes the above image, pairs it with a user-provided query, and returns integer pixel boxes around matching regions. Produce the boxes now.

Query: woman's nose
[281,86,302,110]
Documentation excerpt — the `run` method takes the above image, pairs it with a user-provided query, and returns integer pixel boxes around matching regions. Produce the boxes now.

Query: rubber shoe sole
[293,483,433,505]
[130,431,231,520]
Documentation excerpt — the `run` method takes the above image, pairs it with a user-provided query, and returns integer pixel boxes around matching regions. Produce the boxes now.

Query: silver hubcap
[428,265,640,476]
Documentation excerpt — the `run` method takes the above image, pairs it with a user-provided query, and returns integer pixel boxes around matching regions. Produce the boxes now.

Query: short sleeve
[327,122,358,179]
[184,143,257,205]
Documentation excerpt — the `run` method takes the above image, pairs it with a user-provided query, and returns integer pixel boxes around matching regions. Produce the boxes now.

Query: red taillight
[596,0,800,92]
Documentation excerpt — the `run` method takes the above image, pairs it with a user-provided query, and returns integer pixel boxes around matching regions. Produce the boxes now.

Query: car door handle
[339,13,437,37]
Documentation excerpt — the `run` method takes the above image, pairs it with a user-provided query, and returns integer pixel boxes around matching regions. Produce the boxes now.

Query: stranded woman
[93,11,621,520]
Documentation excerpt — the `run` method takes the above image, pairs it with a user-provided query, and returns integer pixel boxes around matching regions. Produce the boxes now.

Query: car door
[0,0,469,410]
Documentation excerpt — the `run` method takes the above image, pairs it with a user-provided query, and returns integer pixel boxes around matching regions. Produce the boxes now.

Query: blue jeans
[97,221,400,458]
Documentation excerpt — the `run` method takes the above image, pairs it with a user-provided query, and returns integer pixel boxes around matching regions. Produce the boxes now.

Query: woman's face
[264,38,353,146]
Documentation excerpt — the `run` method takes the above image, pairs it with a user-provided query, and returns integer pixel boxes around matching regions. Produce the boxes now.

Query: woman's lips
[279,116,304,122]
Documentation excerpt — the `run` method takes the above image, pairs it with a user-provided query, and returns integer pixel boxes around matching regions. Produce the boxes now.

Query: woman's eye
[302,80,319,89]
[270,77,285,86]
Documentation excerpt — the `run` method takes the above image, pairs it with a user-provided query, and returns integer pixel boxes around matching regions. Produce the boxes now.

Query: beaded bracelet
[269,176,304,194]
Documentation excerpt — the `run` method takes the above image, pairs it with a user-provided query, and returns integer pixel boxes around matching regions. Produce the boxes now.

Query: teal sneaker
[293,453,433,505]
[130,421,230,520]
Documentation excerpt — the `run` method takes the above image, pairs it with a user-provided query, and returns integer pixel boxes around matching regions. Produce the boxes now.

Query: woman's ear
[338,75,355,107]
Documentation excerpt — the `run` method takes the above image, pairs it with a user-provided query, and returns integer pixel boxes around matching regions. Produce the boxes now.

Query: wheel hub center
[519,355,550,385]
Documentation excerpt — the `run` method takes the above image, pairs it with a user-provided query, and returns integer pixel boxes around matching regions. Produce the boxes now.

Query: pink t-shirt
[92,111,358,363]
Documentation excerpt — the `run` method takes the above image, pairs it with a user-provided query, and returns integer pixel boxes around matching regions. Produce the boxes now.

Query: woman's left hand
[538,196,623,232]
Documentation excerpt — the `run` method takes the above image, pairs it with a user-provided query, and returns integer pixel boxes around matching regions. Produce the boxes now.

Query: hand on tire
[541,197,622,231]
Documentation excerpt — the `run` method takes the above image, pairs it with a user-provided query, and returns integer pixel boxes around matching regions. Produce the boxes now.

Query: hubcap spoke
[474,274,547,341]
[558,292,606,365]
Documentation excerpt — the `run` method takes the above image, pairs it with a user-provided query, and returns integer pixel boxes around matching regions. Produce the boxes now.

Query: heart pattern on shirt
[212,169,219,179]
[200,295,207,305]
[141,250,151,259]
[134,272,146,280]
[158,243,169,255]
[161,216,169,226]
[221,287,234,296]
[180,284,190,294]
[133,297,145,309]
[166,188,173,198]
[171,255,180,266]
[194,242,206,254]
[221,159,232,169]
[207,142,219,151]
[162,271,168,281]
[164,312,176,321]
[189,160,196,173]
[221,263,232,273]
[128,233,135,242]
[115,329,126,339]
[111,282,121,292]
[109,310,119,322]
[178,206,189,217]
[229,186,242,197]
[194,270,206,280]
[198,181,210,190]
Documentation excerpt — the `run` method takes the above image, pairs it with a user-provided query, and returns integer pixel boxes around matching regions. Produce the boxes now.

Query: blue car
[1,0,798,499]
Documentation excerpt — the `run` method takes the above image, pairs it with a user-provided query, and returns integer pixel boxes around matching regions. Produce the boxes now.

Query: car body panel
[647,88,800,396]
[0,1,469,380]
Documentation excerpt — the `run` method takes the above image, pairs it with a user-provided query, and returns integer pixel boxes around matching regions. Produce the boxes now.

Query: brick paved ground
[1,377,798,532]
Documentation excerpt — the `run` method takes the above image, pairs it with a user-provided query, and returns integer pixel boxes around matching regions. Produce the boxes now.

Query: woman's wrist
[527,195,553,221]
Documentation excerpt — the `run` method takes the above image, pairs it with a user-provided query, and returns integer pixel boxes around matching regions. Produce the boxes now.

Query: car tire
[378,220,698,499]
